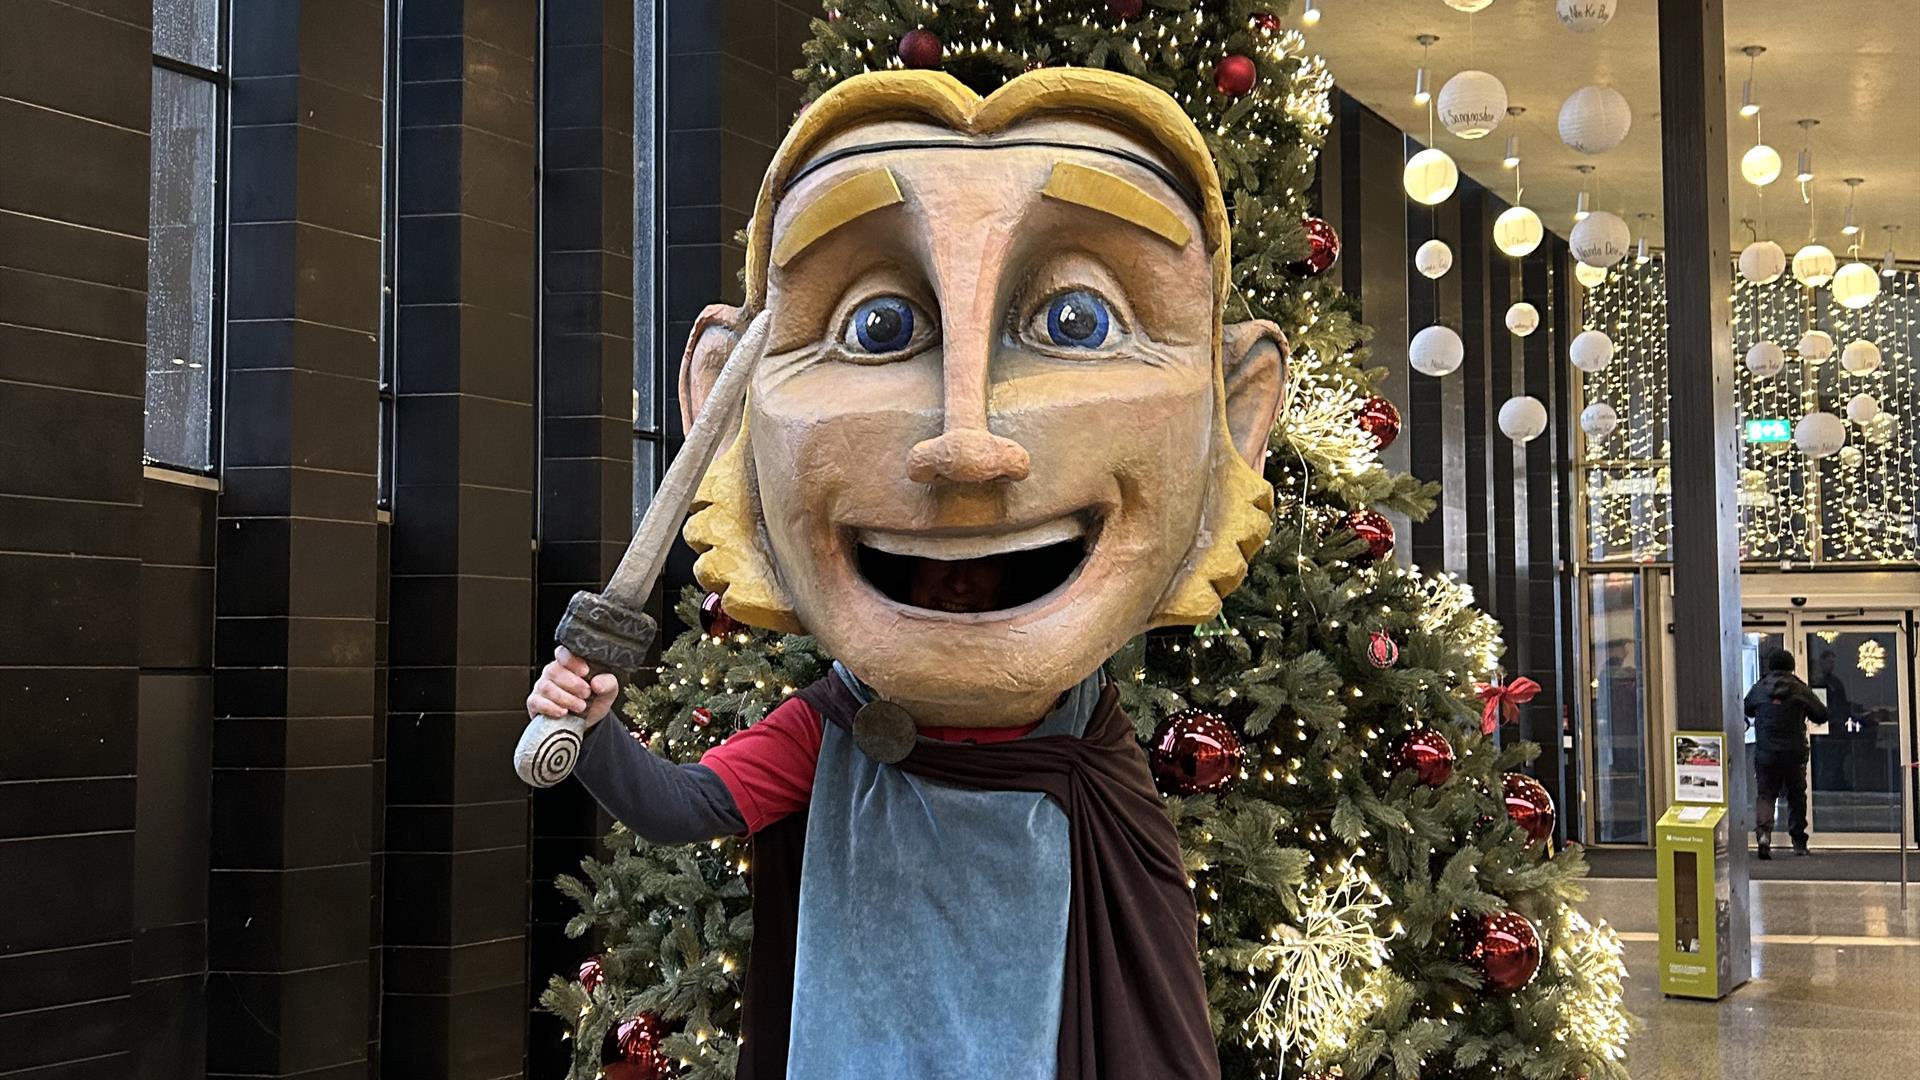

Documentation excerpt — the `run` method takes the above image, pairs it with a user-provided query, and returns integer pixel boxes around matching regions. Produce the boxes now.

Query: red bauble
[699,592,740,638]
[691,707,713,729]
[605,1013,672,1080]
[1214,54,1258,97]
[1464,911,1543,994]
[897,27,942,69]
[1355,395,1402,450]
[1343,509,1395,563]
[1367,630,1400,669]
[1252,11,1283,33]
[1389,728,1455,786]
[1149,711,1244,795]
[1502,772,1556,843]
[1290,216,1341,276]
[1106,0,1145,17]
[577,955,605,993]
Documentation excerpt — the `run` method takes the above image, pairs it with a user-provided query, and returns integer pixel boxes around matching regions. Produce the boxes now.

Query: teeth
[859,517,1085,561]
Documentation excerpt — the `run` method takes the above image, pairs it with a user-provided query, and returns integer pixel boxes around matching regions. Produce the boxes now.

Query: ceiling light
[1413,35,1437,105]
[1796,118,1819,183]
[1575,164,1595,222]
[1576,191,1590,221]
[1503,135,1520,169]
[1883,226,1901,277]
[1739,46,1765,117]
[1841,178,1863,237]
[1302,0,1321,26]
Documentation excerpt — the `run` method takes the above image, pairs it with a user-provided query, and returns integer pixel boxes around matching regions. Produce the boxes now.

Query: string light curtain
[1579,259,1920,564]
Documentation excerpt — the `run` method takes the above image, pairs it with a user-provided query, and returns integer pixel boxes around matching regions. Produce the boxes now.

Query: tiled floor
[1583,876,1920,1078]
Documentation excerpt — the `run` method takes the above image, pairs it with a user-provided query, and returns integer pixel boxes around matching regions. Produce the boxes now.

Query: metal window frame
[145,0,232,478]
[632,0,666,526]
[377,0,403,510]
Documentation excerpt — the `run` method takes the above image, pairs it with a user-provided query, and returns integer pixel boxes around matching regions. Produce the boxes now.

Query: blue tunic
[784,666,1102,1079]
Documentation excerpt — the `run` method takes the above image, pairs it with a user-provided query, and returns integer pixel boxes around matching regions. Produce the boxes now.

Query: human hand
[527,646,621,727]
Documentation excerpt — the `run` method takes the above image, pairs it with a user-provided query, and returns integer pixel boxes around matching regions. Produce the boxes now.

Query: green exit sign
[1745,418,1792,443]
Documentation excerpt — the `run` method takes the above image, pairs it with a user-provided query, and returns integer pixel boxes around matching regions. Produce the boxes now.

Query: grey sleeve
[571,716,747,844]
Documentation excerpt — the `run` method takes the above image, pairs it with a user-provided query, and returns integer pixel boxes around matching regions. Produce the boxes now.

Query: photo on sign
[1673,733,1726,804]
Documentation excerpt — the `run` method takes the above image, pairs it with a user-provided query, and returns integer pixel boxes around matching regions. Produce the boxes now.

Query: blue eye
[850,296,916,353]
[1044,290,1113,349]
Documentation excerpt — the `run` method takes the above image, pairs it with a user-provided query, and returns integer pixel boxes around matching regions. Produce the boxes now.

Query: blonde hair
[686,68,1273,632]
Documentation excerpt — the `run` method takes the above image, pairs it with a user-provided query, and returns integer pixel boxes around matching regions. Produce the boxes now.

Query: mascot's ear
[678,304,748,432]
[1220,319,1288,472]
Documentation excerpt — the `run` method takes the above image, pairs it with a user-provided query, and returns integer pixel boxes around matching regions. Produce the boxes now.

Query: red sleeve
[700,696,823,834]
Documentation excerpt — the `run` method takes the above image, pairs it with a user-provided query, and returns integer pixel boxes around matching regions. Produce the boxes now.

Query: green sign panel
[1744,417,1792,443]
[1656,801,1741,999]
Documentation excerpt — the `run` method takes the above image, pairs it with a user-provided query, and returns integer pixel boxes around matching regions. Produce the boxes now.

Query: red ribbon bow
[1477,677,1542,735]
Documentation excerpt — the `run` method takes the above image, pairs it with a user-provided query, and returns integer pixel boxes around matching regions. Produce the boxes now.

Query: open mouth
[854,516,1094,616]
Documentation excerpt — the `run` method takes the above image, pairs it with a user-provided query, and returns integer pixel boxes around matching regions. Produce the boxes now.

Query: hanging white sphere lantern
[1410,325,1466,376]
[1832,261,1881,308]
[1579,401,1619,439]
[1556,0,1617,32]
[1574,262,1609,288]
[1569,328,1615,371]
[1558,85,1632,154]
[1404,147,1461,205]
[1793,243,1836,287]
[1798,329,1835,363]
[1837,445,1865,470]
[1794,412,1846,458]
[1498,396,1549,443]
[1415,238,1455,279]
[1845,393,1881,425]
[1493,205,1545,257]
[1438,70,1508,140]
[1505,302,1541,337]
[1741,144,1783,186]
[1738,240,1787,285]
[1745,340,1787,378]
[1841,338,1883,375]
[1444,0,1496,13]
[1570,210,1631,267]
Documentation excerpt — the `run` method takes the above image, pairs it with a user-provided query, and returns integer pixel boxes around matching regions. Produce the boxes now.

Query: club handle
[514,712,592,788]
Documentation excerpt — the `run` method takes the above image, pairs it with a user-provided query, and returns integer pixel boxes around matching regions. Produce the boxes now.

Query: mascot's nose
[906,428,1032,484]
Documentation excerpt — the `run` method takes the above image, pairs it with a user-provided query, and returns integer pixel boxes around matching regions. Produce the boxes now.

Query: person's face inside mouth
[904,555,1011,615]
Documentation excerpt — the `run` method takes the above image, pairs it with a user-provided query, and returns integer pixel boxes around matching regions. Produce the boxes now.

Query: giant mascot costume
[525,66,1287,1080]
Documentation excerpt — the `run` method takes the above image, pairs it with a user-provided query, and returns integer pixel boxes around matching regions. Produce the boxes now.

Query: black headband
[780,137,1204,216]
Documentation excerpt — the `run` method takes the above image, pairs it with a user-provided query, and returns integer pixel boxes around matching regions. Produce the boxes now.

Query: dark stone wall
[0,1,152,1076]
[1318,91,1577,836]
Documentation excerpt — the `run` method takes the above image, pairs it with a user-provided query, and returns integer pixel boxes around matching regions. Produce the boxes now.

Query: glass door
[1800,619,1911,846]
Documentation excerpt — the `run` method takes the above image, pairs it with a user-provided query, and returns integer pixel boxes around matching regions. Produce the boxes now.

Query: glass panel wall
[1588,572,1650,843]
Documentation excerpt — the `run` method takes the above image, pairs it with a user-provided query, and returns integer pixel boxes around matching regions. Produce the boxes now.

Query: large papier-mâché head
[679,68,1286,726]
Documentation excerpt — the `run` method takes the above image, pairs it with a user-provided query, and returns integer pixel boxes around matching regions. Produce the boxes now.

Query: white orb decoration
[1841,339,1883,375]
[1410,325,1466,377]
[1797,330,1835,363]
[1506,302,1541,337]
[1558,85,1632,154]
[1744,340,1787,379]
[1415,238,1455,279]
[1498,396,1550,443]
[1740,144,1783,187]
[1793,244,1836,288]
[1574,262,1609,288]
[1438,70,1508,140]
[1580,401,1620,439]
[1832,261,1881,309]
[1837,445,1865,470]
[1570,210,1631,267]
[1569,329,1615,372]
[1556,0,1617,32]
[1493,205,1545,257]
[1739,240,1787,285]
[1404,147,1461,206]
[1845,393,1881,425]
[1445,0,1496,13]
[1794,412,1846,459]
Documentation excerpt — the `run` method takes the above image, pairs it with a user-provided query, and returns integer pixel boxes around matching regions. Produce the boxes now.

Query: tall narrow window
[632,4,664,525]
[377,0,401,509]
[145,0,227,472]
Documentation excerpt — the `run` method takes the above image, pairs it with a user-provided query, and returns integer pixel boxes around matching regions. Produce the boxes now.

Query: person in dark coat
[1743,650,1830,858]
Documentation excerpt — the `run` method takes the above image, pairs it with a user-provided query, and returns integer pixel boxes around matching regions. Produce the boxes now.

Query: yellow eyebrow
[1040,161,1192,248]
[771,167,904,267]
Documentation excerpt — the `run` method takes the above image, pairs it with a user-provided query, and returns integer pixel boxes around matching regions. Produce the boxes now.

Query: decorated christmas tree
[544,4,1631,1078]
